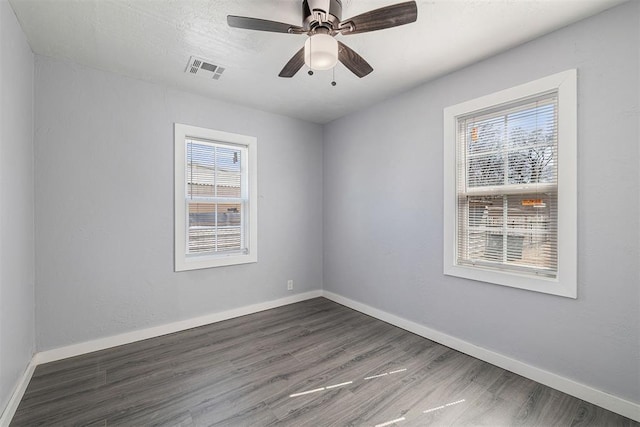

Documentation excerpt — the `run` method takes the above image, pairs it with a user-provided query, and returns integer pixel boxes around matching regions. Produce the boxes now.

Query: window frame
[174,123,257,271]
[443,70,577,298]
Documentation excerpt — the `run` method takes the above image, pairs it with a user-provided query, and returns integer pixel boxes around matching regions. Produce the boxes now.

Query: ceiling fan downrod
[302,0,343,35]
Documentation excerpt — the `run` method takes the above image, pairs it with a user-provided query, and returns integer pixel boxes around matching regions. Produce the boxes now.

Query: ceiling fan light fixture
[304,34,338,70]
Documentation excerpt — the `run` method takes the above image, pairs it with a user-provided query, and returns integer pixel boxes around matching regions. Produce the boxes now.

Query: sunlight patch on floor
[374,416,406,427]
[288,367,408,398]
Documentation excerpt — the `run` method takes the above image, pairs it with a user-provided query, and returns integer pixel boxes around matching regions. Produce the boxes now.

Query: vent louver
[186,56,225,80]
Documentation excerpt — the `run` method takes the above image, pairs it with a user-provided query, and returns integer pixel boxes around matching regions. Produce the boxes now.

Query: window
[443,70,577,298]
[174,123,257,271]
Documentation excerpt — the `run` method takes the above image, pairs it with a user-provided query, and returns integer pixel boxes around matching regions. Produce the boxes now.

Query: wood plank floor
[12,298,638,426]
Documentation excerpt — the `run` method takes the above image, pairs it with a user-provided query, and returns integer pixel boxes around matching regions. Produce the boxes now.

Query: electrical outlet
[287,280,293,291]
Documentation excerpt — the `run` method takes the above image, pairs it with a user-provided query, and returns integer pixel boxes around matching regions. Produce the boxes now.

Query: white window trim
[174,123,257,271]
[443,69,577,298]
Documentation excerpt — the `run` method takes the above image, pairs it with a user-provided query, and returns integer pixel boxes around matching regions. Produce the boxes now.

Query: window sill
[175,252,257,272]
[444,263,576,298]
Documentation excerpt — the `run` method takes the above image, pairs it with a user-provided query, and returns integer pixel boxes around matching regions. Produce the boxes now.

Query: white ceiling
[9,0,626,124]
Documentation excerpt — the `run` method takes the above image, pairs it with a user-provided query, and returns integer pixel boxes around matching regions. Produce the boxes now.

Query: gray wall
[34,56,324,350]
[323,1,639,404]
[0,0,35,412]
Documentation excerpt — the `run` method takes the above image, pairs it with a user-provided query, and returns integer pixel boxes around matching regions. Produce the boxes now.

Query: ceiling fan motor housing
[303,0,343,34]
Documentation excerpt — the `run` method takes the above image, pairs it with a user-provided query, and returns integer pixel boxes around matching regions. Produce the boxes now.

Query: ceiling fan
[227,0,418,79]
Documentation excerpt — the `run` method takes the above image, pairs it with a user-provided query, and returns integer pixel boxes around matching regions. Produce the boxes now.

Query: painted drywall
[0,0,35,413]
[34,56,323,350]
[323,1,639,405]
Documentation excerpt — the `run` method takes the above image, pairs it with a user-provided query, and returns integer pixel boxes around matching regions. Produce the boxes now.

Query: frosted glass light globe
[304,34,338,70]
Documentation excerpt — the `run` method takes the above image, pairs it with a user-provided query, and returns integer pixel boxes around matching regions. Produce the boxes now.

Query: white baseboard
[0,359,37,427]
[321,290,640,422]
[36,290,322,364]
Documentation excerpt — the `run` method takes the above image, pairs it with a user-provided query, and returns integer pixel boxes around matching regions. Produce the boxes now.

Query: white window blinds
[186,138,248,256]
[456,94,558,277]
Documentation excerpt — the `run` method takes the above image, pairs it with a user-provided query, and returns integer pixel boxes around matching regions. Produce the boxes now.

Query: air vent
[186,56,225,80]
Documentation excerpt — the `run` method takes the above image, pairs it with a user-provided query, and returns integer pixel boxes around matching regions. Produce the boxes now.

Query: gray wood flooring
[12,298,638,426]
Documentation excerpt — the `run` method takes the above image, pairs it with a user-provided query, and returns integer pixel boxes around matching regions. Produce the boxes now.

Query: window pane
[188,202,216,253]
[507,145,556,185]
[460,193,557,275]
[215,202,242,252]
[216,146,241,198]
[466,117,504,156]
[187,142,215,197]
[464,98,557,190]
[188,202,243,254]
[509,193,557,270]
[468,154,504,187]
[187,141,242,199]
[506,102,557,185]
[216,203,242,226]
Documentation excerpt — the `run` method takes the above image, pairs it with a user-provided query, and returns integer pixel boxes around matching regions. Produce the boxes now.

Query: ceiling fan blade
[338,41,373,78]
[340,1,418,35]
[279,47,305,78]
[227,15,304,34]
